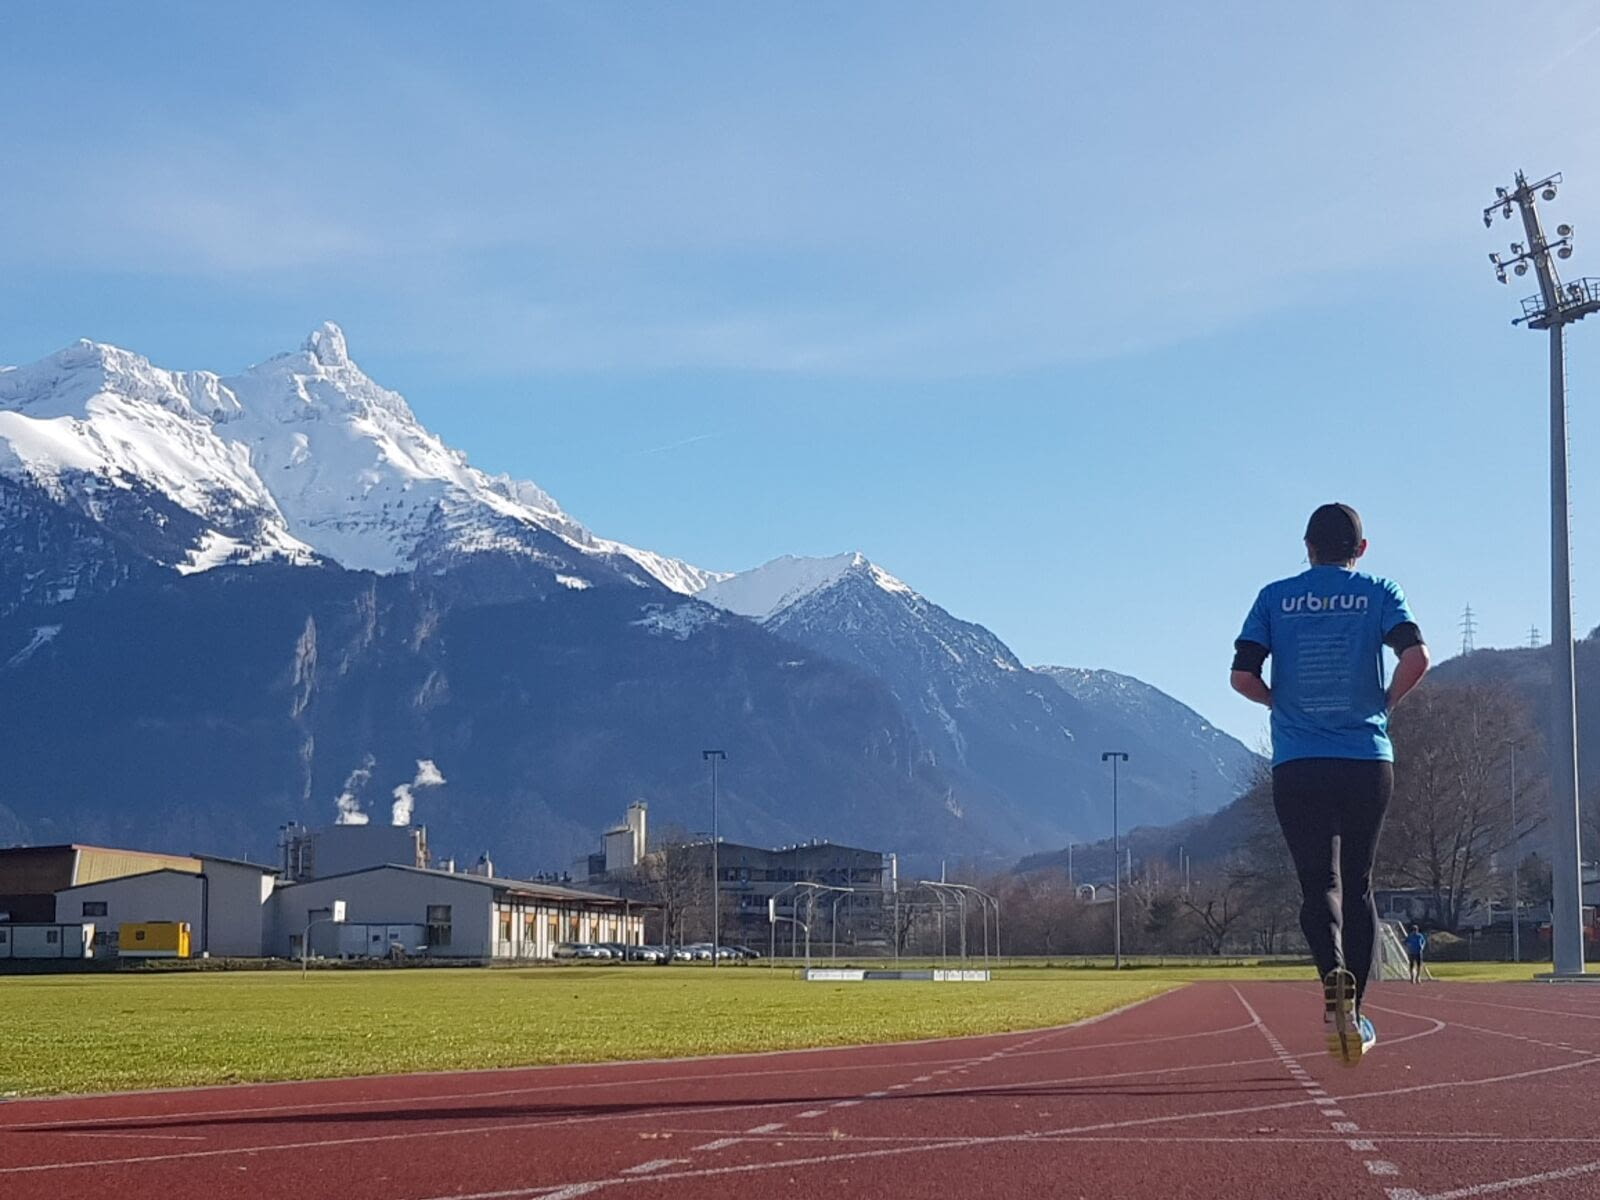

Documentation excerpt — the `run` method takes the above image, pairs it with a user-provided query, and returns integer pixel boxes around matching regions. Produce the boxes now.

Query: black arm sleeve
[1232,639,1269,675]
[1384,622,1425,654]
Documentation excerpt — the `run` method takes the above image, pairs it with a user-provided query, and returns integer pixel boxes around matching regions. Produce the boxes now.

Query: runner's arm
[1230,639,1271,707]
[1386,643,1430,710]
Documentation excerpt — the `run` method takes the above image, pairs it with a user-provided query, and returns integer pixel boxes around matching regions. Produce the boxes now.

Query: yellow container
[118,921,191,958]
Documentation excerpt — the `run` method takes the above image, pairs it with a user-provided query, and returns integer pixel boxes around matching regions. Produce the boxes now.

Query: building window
[45,929,60,944]
[82,902,108,918]
[0,929,8,944]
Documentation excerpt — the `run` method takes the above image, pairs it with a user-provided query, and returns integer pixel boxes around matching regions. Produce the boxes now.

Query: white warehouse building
[51,855,278,957]
[269,865,645,961]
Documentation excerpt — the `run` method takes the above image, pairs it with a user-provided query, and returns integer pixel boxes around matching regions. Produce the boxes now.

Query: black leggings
[1272,758,1393,1003]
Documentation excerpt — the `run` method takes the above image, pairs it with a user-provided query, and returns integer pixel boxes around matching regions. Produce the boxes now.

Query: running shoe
[1323,968,1360,1065]
[1358,1014,1377,1057]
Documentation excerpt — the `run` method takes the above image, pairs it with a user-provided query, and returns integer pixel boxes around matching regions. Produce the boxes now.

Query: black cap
[1305,503,1363,562]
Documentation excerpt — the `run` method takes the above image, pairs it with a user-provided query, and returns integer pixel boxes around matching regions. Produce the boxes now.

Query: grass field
[0,959,1555,1097]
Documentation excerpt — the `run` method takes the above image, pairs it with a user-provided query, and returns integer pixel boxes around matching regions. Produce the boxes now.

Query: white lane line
[542,1186,603,1200]
[1232,985,1415,1193]
[1368,1005,1592,1058]
[690,1138,741,1152]
[0,1020,1118,1137]
[745,1123,785,1135]
[1386,1191,1425,1200]
[795,1110,825,1119]
[19,994,1592,1191]
[830,1100,861,1109]
[618,1160,684,1175]
[1418,1157,1600,1199]
[17,1130,206,1142]
[863,1092,888,1099]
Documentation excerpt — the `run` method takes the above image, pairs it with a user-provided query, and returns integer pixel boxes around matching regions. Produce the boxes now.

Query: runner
[1229,503,1430,1066]
[1405,924,1428,984]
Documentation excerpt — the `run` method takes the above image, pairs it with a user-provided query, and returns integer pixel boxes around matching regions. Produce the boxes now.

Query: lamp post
[300,899,346,980]
[1510,742,1521,964]
[1101,752,1129,969]
[702,750,725,967]
[1484,171,1597,976]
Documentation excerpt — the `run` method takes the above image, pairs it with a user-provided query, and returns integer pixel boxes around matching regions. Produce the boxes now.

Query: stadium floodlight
[1513,242,1525,254]
[702,749,726,967]
[1480,167,1600,978]
[1497,269,1508,284]
[1099,751,1130,970]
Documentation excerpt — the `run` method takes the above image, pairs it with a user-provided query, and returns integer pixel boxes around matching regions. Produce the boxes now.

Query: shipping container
[118,921,191,958]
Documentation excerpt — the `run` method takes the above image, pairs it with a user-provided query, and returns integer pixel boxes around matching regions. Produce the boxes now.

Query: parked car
[555,942,612,959]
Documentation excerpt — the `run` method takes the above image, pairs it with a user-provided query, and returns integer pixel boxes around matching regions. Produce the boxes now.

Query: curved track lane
[5,981,1599,1200]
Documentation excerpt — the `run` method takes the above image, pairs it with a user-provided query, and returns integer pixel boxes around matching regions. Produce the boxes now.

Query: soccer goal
[1377,919,1432,982]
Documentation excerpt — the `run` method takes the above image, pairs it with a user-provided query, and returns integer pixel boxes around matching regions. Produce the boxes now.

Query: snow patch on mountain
[632,602,721,640]
[0,324,715,594]
[697,552,908,620]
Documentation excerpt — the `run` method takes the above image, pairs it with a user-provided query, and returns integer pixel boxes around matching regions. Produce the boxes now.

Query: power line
[1529,624,1542,648]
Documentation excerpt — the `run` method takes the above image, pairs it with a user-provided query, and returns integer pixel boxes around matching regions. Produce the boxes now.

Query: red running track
[6,981,1600,1200]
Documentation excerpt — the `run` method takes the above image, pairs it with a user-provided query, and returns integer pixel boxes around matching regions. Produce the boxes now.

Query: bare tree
[1380,681,1541,930]
[1180,864,1254,954]
[639,831,710,946]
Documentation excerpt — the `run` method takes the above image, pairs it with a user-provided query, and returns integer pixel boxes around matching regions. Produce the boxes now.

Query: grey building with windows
[268,864,644,960]
[680,839,889,946]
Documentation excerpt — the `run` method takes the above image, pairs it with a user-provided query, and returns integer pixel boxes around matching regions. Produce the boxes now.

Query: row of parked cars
[552,942,763,962]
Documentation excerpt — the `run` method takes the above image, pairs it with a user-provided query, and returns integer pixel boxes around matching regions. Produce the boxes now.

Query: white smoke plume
[392,758,445,826]
[334,755,375,825]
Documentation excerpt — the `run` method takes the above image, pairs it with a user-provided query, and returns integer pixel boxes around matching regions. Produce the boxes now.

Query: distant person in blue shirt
[1405,926,1428,984]
[1230,503,1430,1065]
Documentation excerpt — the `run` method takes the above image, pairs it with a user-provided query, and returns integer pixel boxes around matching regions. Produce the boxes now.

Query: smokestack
[626,801,648,865]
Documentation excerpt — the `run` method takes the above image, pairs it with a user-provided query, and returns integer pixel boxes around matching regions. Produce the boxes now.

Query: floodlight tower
[1101,751,1129,969]
[1484,170,1600,977]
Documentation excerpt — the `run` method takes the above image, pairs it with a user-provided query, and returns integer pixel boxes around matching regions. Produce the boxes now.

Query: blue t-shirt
[1405,931,1427,956]
[1237,565,1416,765]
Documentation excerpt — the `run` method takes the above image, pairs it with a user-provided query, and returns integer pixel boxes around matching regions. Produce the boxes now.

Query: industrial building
[0,844,212,923]
[580,814,890,947]
[52,855,277,957]
[271,864,643,960]
[0,825,643,963]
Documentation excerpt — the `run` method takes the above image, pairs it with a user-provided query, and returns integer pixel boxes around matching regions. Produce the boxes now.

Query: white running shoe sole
[1323,968,1362,1067]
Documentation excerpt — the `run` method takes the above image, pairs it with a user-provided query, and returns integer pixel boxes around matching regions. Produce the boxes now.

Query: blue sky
[5,2,1600,747]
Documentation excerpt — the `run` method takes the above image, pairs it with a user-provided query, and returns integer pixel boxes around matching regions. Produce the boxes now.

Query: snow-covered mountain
[1034,666,1263,803]
[0,324,720,613]
[697,553,1259,846]
[1,326,1259,863]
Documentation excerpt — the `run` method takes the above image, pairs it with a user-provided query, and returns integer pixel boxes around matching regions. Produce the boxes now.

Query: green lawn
[0,958,1554,1098]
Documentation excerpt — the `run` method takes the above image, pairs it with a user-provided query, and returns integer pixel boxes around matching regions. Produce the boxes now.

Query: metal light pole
[1511,741,1521,965]
[1485,171,1599,977]
[702,750,726,967]
[1101,752,1129,969]
[1067,843,1074,886]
